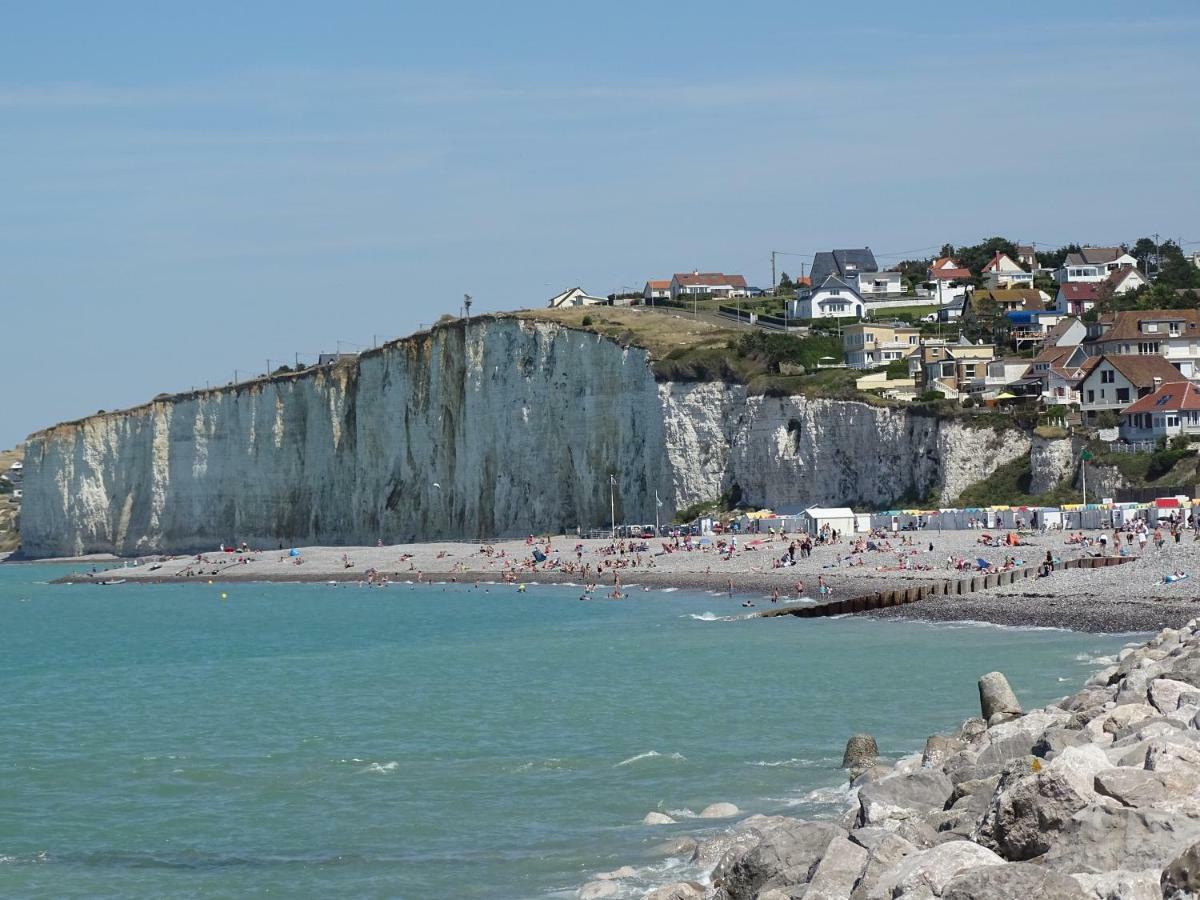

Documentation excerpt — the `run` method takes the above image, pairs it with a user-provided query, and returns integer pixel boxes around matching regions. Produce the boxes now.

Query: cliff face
[22,318,1028,557]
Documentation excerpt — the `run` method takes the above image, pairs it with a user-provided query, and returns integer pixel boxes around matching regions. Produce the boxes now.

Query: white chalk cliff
[20,317,1030,557]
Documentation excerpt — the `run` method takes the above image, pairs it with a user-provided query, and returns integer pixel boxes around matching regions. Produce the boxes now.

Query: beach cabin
[799,506,857,537]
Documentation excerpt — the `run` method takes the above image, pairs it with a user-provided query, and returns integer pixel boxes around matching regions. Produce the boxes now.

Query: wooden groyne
[756,555,1137,619]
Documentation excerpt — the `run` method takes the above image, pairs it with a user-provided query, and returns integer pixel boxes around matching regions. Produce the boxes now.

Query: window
[1087,390,1095,403]
[829,289,841,296]
[941,363,955,377]
[1168,416,1180,428]
[1144,322,1159,333]
[1101,370,1115,383]
[1138,342,1160,355]
[964,364,977,378]
[1116,388,1130,403]
[1170,323,1181,336]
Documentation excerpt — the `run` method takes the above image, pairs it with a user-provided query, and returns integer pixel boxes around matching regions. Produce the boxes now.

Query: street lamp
[609,474,617,538]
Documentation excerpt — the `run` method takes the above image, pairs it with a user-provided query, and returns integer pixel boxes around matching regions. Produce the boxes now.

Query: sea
[0,564,1135,899]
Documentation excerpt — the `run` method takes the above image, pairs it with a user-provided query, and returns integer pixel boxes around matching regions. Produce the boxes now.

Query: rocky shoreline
[585,621,1200,899]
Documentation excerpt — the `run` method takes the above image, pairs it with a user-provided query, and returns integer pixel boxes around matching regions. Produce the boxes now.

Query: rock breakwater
[617,623,1200,899]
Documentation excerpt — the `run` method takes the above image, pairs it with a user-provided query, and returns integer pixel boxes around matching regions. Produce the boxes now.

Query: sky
[3,0,1199,447]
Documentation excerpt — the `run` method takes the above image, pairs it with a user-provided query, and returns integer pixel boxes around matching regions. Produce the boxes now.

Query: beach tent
[799,506,858,536]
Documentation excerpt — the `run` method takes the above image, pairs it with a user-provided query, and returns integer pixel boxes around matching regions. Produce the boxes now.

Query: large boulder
[844,734,881,770]
[1092,768,1172,809]
[923,734,966,769]
[643,883,705,900]
[1162,839,1200,899]
[1161,652,1200,689]
[942,861,1088,899]
[1041,805,1200,874]
[848,830,916,900]
[692,815,792,869]
[643,812,675,825]
[979,672,1022,725]
[804,834,868,900]
[875,840,1004,899]
[1070,868,1161,900]
[577,881,620,899]
[990,745,1112,860]
[857,771,953,828]
[710,820,843,900]
[699,802,739,819]
[1149,678,1198,715]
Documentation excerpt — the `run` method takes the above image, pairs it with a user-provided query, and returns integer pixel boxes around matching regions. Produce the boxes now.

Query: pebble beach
[46,527,1200,633]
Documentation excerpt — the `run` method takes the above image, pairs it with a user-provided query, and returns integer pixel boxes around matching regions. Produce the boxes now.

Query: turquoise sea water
[1,565,1133,899]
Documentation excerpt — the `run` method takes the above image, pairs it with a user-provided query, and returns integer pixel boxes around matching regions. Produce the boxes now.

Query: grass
[952,456,1081,508]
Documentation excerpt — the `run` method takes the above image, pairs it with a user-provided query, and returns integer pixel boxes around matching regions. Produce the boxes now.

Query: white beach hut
[799,506,858,537]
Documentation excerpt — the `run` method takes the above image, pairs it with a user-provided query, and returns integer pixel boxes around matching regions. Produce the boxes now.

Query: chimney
[1154,377,1163,390]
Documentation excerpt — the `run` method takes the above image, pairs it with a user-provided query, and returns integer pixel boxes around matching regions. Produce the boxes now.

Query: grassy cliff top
[513,306,743,357]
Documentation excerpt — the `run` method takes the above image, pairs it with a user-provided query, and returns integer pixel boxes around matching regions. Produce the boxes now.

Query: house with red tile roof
[1087,309,1200,378]
[1076,353,1184,426]
[642,280,671,303]
[669,271,748,301]
[1120,380,1200,441]
[924,257,972,306]
[1055,282,1101,316]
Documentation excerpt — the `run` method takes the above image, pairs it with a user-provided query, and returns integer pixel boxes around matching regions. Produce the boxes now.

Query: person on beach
[1138,530,1148,553]
[818,575,830,595]
[771,588,779,604]
[727,578,734,598]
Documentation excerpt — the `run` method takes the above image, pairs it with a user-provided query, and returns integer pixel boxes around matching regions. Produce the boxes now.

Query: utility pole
[609,474,617,539]
[294,352,300,369]
[266,359,271,376]
[771,251,777,293]
[1154,233,1161,281]
[463,294,473,320]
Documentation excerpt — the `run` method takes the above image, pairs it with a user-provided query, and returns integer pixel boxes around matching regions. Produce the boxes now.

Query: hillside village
[549,238,1200,450]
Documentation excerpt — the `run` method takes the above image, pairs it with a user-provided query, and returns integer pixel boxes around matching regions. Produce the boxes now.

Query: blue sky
[3,1,1199,446]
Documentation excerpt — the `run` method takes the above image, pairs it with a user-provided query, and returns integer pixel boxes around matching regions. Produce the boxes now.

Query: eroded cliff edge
[20,317,1029,557]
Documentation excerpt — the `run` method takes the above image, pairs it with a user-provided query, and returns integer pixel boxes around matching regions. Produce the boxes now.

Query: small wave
[687,612,739,622]
[660,587,679,593]
[666,807,697,819]
[358,761,399,774]
[510,758,568,773]
[615,751,687,768]
[1075,653,1116,665]
[746,757,831,769]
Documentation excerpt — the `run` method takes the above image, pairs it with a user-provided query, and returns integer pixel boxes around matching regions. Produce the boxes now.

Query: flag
[655,490,663,508]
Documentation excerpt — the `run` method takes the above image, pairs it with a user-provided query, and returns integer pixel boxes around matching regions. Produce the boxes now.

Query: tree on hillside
[955,237,1021,278]
[778,272,793,291]
[1155,240,1200,290]
[1036,243,1081,271]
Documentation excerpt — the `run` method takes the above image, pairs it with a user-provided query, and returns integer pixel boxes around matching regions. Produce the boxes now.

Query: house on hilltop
[1055,247,1138,284]
[924,257,973,306]
[669,272,748,301]
[809,248,903,300]
[841,322,920,369]
[548,287,608,308]
[981,252,1034,290]
[642,280,671,303]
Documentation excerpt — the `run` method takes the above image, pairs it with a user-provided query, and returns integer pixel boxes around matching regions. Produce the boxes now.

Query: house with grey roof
[1055,246,1138,284]
[807,248,903,301]
[789,275,865,320]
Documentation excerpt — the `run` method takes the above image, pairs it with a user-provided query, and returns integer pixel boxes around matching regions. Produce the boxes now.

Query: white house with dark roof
[808,248,903,300]
[1055,247,1138,283]
[790,275,865,320]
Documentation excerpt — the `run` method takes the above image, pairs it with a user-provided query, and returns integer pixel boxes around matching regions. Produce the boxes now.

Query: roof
[1122,381,1200,415]
[803,506,855,519]
[1066,246,1129,266]
[982,252,1026,273]
[975,288,1044,309]
[1033,345,1075,368]
[1094,309,1200,343]
[929,259,972,280]
[644,280,670,290]
[1018,245,1035,257]
[809,248,879,285]
[809,274,863,299]
[547,286,605,306]
[1105,266,1144,288]
[1043,317,1084,346]
[1058,282,1100,302]
[1079,353,1183,389]
[672,272,748,288]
